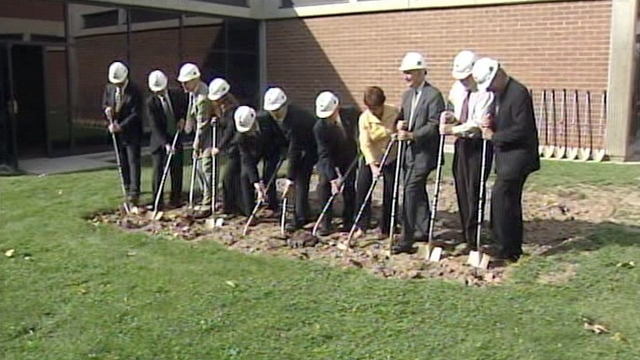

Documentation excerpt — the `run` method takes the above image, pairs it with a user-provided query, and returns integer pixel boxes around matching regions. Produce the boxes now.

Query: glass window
[280,0,349,8]
[82,10,119,29]
[128,9,181,24]
[192,0,249,7]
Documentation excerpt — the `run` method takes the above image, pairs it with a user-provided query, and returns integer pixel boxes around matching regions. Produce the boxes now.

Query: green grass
[1,159,640,359]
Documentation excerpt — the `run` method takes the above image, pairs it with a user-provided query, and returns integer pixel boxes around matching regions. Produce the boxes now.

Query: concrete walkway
[17,147,153,176]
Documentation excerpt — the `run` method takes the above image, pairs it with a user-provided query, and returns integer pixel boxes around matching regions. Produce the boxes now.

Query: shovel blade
[417,244,443,262]
[428,246,443,262]
[467,250,491,269]
[153,211,164,221]
[205,218,224,229]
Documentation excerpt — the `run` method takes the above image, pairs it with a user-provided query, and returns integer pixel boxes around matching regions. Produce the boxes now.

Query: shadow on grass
[429,210,640,257]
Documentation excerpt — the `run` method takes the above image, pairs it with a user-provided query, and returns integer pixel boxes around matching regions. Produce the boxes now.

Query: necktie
[115,88,123,114]
[459,91,471,123]
[160,94,176,135]
[409,88,421,130]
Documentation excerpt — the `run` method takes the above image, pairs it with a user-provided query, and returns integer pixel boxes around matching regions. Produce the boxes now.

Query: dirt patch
[87,179,640,287]
[537,263,578,285]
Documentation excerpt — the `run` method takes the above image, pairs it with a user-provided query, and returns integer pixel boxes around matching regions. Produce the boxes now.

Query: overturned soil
[88,178,640,287]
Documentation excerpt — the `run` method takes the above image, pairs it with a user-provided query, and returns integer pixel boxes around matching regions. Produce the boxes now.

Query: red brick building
[1,0,638,168]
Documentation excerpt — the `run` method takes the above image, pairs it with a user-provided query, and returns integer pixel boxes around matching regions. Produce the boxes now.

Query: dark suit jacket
[147,88,188,152]
[102,82,143,145]
[236,113,288,184]
[313,106,360,180]
[491,78,541,179]
[217,104,239,156]
[398,82,445,172]
[278,103,318,181]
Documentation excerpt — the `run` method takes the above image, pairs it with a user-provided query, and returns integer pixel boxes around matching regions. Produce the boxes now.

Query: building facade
[1,0,638,169]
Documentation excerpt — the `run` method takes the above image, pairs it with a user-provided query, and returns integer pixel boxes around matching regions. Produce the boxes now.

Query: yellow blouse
[358,104,399,165]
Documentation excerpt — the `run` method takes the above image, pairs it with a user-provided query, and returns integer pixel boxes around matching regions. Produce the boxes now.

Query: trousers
[452,138,493,247]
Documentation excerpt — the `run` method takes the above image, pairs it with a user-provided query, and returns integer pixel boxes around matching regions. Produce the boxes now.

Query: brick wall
[0,0,64,21]
[266,0,612,150]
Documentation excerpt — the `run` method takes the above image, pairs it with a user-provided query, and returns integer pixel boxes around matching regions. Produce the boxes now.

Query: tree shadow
[426,210,640,257]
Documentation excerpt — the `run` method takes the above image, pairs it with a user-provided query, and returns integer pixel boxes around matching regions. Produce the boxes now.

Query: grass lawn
[1,158,639,359]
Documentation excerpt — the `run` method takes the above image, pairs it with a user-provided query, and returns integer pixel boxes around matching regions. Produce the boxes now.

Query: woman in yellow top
[352,86,399,239]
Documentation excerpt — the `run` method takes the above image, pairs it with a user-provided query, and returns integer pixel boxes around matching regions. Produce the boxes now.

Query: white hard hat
[263,87,288,111]
[208,78,230,101]
[472,57,500,91]
[108,61,128,84]
[234,105,256,133]
[148,70,168,92]
[315,91,340,119]
[399,52,427,72]
[177,62,201,83]
[451,50,478,80]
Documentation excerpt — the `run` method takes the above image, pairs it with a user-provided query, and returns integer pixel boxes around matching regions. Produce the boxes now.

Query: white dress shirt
[447,80,494,128]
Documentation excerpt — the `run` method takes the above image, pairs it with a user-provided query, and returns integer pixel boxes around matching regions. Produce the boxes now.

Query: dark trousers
[400,163,432,244]
[221,152,243,215]
[151,146,184,205]
[238,172,255,217]
[262,151,281,211]
[453,138,493,246]
[317,159,357,228]
[115,137,141,198]
[355,158,396,233]
[291,155,316,225]
[490,174,528,257]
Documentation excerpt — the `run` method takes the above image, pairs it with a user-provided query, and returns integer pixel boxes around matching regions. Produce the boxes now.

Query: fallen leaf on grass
[615,261,635,269]
[4,249,15,258]
[610,332,628,343]
[582,317,609,334]
[225,281,237,288]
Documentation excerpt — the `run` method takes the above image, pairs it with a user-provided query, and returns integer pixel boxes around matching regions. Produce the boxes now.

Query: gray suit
[397,82,445,244]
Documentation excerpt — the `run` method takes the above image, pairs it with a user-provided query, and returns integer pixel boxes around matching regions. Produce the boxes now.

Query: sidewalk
[17,147,153,176]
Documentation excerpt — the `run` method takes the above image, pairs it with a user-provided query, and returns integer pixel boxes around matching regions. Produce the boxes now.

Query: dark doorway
[1,43,18,168]
[11,44,47,158]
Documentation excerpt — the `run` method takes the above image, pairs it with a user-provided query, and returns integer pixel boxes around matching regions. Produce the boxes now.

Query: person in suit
[263,87,318,232]
[208,78,244,216]
[230,106,285,218]
[352,86,399,240]
[102,61,143,206]
[178,63,213,217]
[313,91,360,236]
[440,50,495,251]
[472,57,541,262]
[392,52,446,254]
[233,105,269,217]
[146,70,187,210]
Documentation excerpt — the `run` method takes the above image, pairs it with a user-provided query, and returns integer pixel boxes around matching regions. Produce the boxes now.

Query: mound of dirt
[87,182,640,287]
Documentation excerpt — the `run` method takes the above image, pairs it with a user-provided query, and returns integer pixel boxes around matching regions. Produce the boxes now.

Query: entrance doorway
[10,44,47,159]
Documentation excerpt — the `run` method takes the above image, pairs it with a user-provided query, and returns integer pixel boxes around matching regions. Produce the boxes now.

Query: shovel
[148,132,181,221]
[553,89,567,159]
[242,158,284,236]
[280,196,288,236]
[467,139,491,269]
[418,134,446,262]
[592,91,607,162]
[312,157,359,237]
[566,90,579,160]
[107,117,131,214]
[533,90,545,156]
[542,90,555,158]
[205,119,220,229]
[578,91,593,161]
